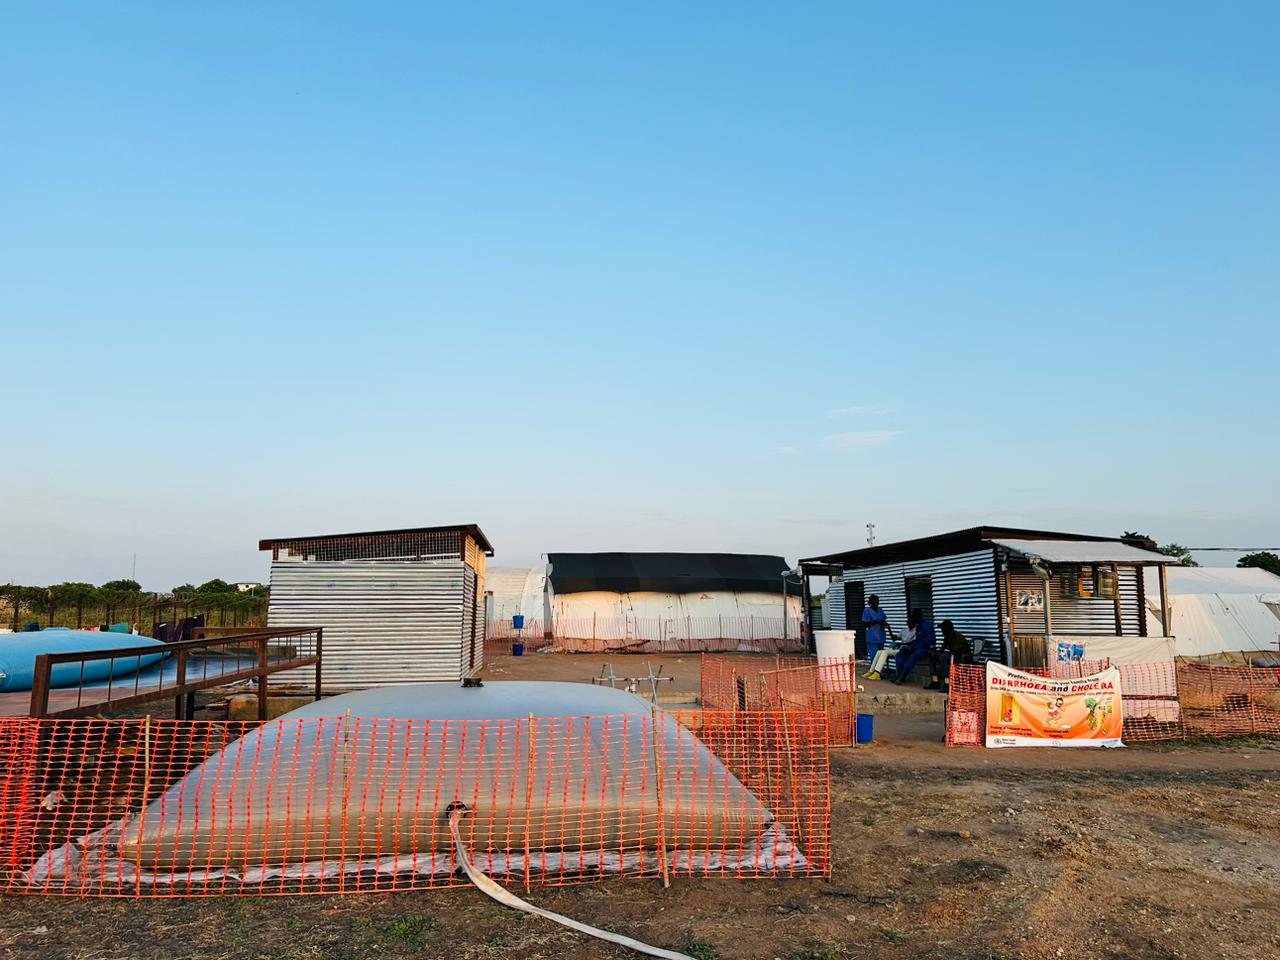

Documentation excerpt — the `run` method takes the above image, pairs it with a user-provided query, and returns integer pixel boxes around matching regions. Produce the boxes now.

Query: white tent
[1144,567,1280,659]
[484,566,548,625]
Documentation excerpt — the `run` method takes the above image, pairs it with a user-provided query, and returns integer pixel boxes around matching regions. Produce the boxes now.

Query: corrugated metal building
[801,526,1178,668]
[261,524,494,687]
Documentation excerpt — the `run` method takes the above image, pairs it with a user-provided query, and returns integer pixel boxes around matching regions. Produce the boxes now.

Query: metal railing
[28,627,322,720]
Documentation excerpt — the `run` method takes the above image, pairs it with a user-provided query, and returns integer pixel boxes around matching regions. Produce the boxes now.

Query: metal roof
[258,523,494,556]
[990,538,1175,565]
[801,525,1158,569]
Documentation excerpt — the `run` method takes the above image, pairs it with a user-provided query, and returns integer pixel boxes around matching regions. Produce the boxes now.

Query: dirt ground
[4,658,1280,960]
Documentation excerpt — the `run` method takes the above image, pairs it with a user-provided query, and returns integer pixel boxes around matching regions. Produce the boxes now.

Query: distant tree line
[1,578,268,632]
[1122,532,1280,576]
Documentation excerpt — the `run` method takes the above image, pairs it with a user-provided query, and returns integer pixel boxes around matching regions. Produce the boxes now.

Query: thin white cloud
[774,445,800,457]
[824,430,900,448]
[827,404,894,418]
[780,517,860,526]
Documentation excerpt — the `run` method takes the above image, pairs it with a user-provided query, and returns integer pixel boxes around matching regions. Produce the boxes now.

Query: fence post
[314,628,324,702]
[257,636,269,721]
[173,649,188,719]
[649,707,670,888]
[28,655,52,718]
[137,715,152,894]
[524,713,536,892]
[339,709,353,893]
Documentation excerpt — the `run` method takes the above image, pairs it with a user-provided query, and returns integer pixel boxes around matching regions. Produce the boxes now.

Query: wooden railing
[28,627,322,720]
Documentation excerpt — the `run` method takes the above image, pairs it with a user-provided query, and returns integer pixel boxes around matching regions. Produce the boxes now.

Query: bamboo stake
[523,713,536,892]
[339,708,352,892]
[649,707,670,888]
[137,715,152,894]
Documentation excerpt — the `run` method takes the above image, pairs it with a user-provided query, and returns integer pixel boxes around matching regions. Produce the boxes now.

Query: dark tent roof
[547,552,799,595]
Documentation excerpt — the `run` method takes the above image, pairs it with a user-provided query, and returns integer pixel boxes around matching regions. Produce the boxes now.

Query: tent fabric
[547,553,799,596]
[485,565,547,621]
[990,539,1173,565]
[1146,593,1280,659]
[1161,567,1280,594]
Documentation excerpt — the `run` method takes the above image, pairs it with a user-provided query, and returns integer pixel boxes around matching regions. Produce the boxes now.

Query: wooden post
[28,654,52,718]
[256,635,269,721]
[1004,567,1015,664]
[314,628,324,702]
[173,648,188,719]
[339,708,352,892]
[523,713,536,892]
[649,707,670,888]
[1158,563,1171,636]
[779,713,804,846]
[138,715,152,894]
[1111,564,1123,636]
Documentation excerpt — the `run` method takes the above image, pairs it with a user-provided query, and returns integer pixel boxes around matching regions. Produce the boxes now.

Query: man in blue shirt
[894,609,937,685]
[861,594,890,680]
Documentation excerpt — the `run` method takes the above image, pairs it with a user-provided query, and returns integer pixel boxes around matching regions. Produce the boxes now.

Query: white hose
[446,804,696,960]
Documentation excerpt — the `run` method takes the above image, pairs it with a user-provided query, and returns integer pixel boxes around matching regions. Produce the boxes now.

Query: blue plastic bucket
[511,641,525,657]
[512,614,525,629]
[855,713,874,744]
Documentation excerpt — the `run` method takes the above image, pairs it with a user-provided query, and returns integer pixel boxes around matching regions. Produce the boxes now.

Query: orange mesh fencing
[945,661,1280,746]
[701,656,856,746]
[0,710,829,897]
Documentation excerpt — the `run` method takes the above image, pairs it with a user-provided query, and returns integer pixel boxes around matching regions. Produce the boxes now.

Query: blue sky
[3,2,1277,588]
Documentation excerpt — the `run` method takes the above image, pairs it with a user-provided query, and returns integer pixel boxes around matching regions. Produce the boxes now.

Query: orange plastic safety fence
[701,657,856,746]
[945,661,1280,746]
[0,711,829,897]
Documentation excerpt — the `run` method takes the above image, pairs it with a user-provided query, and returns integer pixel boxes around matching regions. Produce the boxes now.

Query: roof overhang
[259,524,494,556]
[991,538,1176,566]
[801,525,1141,569]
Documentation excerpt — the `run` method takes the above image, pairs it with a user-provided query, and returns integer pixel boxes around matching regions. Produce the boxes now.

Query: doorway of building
[905,576,934,623]
[843,580,867,659]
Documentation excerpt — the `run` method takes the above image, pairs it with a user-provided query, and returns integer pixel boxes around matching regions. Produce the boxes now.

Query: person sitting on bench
[926,619,971,690]
[893,609,937,685]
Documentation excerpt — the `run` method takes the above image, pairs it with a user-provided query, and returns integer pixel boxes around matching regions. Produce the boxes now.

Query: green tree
[196,578,234,595]
[171,583,198,599]
[1121,532,1198,566]
[51,582,99,605]
[100,579,142,594]
[1237,551,1280,577]
[1157,543,1199,567]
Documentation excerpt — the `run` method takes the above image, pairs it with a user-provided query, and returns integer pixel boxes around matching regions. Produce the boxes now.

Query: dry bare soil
[3,716,1279,960]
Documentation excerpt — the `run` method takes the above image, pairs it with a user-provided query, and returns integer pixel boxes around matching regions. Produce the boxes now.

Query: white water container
[813,630,857,691]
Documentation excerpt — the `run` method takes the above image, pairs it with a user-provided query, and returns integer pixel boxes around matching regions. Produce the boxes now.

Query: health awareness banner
[985,662,1123,748]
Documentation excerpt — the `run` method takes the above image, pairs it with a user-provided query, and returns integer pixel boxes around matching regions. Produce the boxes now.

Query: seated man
[893,609,937,685]
[927,619,971,690]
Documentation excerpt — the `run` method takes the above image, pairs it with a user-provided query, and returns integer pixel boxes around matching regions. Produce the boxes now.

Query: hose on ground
[446,803,695,960]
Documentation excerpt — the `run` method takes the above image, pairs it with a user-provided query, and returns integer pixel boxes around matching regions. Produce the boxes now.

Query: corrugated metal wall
[1000,563,1143,637]
[461,566,482,675]
[828,583,847,630]
[832,549,1000,647]
[267,561,468,686]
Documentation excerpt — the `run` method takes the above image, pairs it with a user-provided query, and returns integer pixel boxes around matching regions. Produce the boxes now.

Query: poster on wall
[1015,589,1045,612]
[985,662,1124,748]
